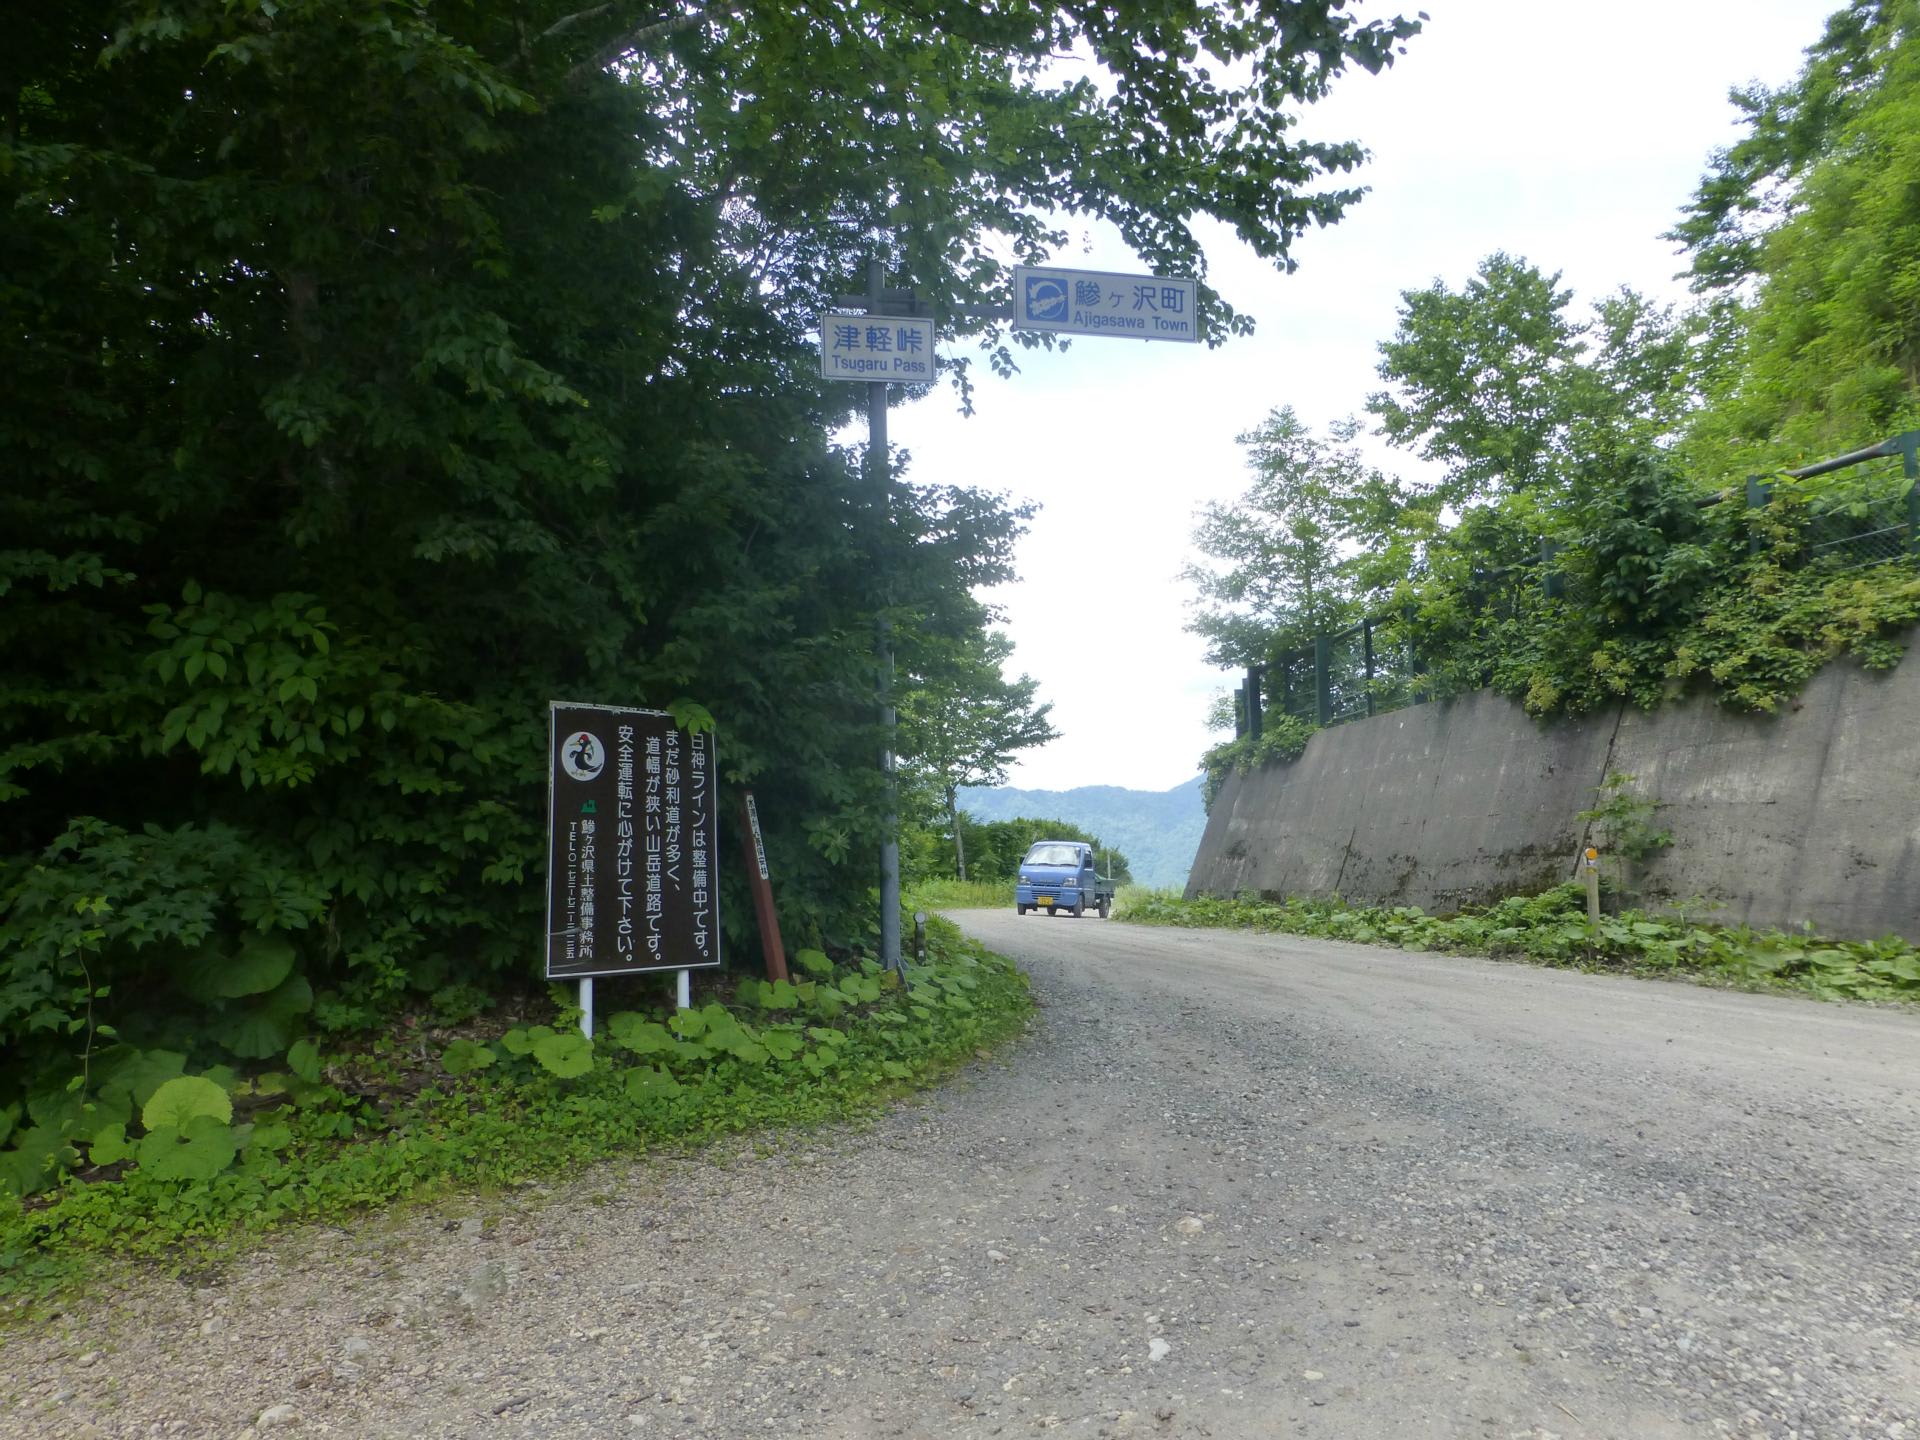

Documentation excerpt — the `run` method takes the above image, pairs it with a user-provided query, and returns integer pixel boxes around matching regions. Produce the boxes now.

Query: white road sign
[818,312,937,382]
[1011,265,1199,343]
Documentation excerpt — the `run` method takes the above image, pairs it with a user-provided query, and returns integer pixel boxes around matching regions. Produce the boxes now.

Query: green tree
[958,816,1131,885]
[899,630,1058,882]
[1679,1,1920,469]
[1185,409,1400,668]
[1670,0,1906,293]
[0,0,1423,1190]
[1368,253,1587,507]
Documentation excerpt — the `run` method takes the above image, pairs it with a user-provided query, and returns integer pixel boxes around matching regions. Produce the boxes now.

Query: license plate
[1038,895,1054,906]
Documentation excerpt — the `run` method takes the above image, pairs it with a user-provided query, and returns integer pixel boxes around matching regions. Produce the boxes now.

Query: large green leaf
[211,973,314,1059]
[441,1039,496,1075]
[137,1115,239,1182]
[531,1031,593,1079]
[606,1013,674,1055]
[142,1075,233,1131]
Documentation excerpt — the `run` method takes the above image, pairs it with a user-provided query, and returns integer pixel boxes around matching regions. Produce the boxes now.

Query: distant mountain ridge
[956,776,1206,889]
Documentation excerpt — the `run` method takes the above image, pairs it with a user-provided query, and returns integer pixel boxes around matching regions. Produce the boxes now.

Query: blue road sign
[1011,265,1199,343]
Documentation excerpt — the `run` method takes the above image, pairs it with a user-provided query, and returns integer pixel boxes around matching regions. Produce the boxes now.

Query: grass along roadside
[1117,886,1920,1004]
[905,880,1164,914]
[0,918,1032,1308]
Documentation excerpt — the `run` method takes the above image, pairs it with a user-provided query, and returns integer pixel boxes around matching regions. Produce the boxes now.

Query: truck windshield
[1025,844,1082,867]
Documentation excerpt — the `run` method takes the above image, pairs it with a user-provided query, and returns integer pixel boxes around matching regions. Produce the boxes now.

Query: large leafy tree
[1185,409,1407,667]
[899,630,1057,881]
[1,0,1421,1170]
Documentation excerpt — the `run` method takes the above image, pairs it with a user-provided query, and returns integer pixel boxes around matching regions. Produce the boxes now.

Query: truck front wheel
[1098,898,1110,919]
[1071,898,1085,918]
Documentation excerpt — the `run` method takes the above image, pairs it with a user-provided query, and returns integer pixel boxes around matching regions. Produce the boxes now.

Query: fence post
[1246,664,1263,742]
[1362,618,1376,717]
[1746,474,1772,557]
[1541,538,1562,599]
[1900,432,1920,564]
[1314,634,1331,726]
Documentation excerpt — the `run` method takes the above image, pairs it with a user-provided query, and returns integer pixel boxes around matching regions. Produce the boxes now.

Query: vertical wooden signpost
[738,791,790,983]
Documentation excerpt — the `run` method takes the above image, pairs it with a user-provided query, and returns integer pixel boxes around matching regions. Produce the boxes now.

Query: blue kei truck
[1014,840,1118,919]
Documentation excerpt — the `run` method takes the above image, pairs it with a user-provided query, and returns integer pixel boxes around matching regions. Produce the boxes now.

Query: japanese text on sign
[546,704,721,979]
[1010,265,1198,342]
[818,312,937,381]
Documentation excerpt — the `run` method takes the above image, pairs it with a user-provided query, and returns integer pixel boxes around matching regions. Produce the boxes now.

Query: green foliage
[140,1077,232,1133]
[943,815,1132,886]
[1577,774,1673,864]
[0,927,1032,1299]
[1683,3,1920,470]
[2,0,1423,1182]
[1199,715,1320,809]
[438,1040,496,1076]
[1121,887,1920,1002]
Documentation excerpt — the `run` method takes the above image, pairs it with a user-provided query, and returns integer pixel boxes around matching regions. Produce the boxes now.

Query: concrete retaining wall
[1186,638,1920,941]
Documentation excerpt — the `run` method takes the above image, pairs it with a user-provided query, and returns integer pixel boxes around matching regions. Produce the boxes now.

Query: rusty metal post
[738,791,790,983]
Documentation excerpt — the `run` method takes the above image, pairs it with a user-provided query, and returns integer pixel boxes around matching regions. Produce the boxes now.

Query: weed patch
[0,920,1031,1305]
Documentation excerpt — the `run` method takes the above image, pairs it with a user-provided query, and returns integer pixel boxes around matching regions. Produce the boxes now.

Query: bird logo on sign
[1024,276,1069,322]
[562,731,605,782]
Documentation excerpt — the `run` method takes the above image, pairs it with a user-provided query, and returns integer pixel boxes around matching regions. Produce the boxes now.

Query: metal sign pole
[676,969,691,1011]
[868,255,903,974]
[578,977,593,1039]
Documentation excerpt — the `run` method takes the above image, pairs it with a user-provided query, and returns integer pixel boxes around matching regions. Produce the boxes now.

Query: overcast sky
[886,0,1835,794]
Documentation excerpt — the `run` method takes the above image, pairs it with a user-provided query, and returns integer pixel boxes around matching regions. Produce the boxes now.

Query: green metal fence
[1230,431,1920,743]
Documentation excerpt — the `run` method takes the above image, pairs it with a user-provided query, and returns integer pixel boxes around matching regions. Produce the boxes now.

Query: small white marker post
[676,968,691,1011]
[578,976,594,1039]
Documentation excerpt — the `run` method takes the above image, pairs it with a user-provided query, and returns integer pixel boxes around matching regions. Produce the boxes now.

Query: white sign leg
[578,976,594,1039]
[676,969,691,1011]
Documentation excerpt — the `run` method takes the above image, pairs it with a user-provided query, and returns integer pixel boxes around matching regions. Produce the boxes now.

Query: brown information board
[545,703,721,979]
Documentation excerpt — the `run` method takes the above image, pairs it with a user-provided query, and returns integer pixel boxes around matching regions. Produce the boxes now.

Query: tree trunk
[948,785,967,882]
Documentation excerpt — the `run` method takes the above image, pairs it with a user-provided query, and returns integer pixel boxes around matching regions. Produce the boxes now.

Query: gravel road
[7,913,1918,1440]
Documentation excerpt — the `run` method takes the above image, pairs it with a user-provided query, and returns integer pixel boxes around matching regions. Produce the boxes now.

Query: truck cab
[1015,840,1115,919]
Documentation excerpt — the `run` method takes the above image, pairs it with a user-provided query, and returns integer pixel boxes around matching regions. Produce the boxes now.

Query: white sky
[887,0,1834,793]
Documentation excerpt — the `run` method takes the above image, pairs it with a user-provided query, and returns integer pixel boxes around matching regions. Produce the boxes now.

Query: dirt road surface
[6,912,1917,1439]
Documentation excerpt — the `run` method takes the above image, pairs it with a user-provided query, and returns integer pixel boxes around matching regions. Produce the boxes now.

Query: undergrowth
[1119,885,1920,1003]
[904,878,1009,910]
[0,918,1032,1306]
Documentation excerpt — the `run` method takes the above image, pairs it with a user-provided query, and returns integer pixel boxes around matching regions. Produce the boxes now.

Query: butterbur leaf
[94,1047,187,1108]
[532,1031,593,1079]
[0,1127,77,1197]
[792,948,833,977]
[760,1030,804,1061]
[246,1120,294,1151]
[286,1038,322,1083]
[624,1066,683,1102]
[500,1027,537,1056]
[137,1115,239,1182]
[667,1009,708,1038]
[88,1124,134,1165]
[441,1039,496,1075]
[607,1013,674,1054]
[214,935,297,999]
[142,1076,233,1132]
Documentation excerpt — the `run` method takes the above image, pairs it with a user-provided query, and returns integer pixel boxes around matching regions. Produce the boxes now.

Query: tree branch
[566,2,740,84]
